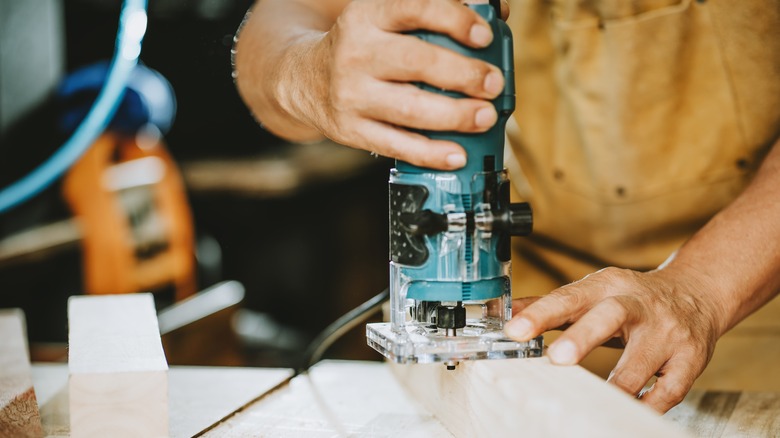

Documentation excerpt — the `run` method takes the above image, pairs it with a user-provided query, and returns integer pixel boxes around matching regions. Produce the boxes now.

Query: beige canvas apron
[505,0,780,388]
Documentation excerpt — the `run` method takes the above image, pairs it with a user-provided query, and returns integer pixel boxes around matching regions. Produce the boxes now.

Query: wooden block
[68,294,168,437]
[0,309,43,438]
[391,357,690,438]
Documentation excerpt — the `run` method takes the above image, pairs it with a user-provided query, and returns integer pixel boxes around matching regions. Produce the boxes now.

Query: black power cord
[298,287,389,374]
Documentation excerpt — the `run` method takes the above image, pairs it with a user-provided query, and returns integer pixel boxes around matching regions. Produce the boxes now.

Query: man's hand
[308,0,505,170]
[505,265,727,413]
[236,0,509,170]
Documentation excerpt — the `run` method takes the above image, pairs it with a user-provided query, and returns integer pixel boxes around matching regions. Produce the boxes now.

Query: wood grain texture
[667,390,780,437]
[204,361,452,437]
[391,357,690,438]
[68,294,168,438]
[168,366,292,438]
[27,361,780,437]
[31,364,293,438]
[0,309,43,438]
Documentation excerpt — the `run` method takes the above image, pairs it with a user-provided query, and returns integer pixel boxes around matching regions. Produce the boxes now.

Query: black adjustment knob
[508,202,533,236]
[399,210,448,237]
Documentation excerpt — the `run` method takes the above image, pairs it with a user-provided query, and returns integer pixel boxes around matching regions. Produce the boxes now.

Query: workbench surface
[32,363,293,438]
[31,361,779,437]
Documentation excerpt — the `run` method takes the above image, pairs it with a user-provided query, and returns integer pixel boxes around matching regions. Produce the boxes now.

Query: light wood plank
[204,361,452,437]
[31,364,293,438]
[669,390,741,437]
[68,294,168,438]
[168,366,292,438]
[665,390,709,434]
[27,360,780,437]
[391,357,690,438]
[0,309,43,438]
[666,389,780,437]
[718,392,780,437]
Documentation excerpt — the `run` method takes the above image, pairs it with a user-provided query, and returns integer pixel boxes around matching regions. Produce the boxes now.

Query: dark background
[0,0,391,367]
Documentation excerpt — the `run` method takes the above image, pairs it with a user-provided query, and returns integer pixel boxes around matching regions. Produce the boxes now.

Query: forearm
[234,0,347,142]
[662,138,780,335]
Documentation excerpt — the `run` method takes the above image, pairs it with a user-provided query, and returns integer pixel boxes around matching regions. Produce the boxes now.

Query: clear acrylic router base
[367,321,543,365]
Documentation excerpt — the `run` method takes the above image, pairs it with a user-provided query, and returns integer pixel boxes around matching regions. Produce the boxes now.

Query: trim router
[367,1,543,369]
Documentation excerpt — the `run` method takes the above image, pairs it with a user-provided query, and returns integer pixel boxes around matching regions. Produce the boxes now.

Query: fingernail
[446,153,467,169]
[483,71,504,96]
[547,340,577,365]
[470,24,493,47]
[475,107,497,128]
[505,317,533,340]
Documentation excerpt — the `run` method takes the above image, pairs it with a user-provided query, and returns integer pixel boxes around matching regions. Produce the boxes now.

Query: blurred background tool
[60,62,196,304]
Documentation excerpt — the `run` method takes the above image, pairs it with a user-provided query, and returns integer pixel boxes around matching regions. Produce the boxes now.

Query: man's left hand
[505,265,727,413]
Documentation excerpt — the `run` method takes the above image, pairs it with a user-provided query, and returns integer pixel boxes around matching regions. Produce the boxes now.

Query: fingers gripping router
[367,2,543,369]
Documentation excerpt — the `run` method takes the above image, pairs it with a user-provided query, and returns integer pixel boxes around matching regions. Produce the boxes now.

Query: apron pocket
[547,0,749,205]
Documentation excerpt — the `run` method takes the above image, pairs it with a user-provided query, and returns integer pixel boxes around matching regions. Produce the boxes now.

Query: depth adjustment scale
[367,3,543,369]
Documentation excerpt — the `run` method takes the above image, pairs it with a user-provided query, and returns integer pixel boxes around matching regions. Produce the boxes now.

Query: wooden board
[168,366,292,437]
[30,364,293,438]
[0,309,43,438]
[26,361,780,437]
[204,361,453,437]
[68,294,168,438]
[667,389,780,437]
[391,357,690,438]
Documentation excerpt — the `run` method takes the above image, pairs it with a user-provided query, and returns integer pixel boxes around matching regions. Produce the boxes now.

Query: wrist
[656,256,734,338]
[271,32,330,140]
[234,15,325,142]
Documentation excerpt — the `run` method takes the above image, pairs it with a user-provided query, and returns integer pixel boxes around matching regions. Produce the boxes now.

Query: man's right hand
[236,0,508,170]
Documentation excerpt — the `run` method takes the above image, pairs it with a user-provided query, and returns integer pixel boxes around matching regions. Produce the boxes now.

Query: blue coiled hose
[0,0,148,214]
